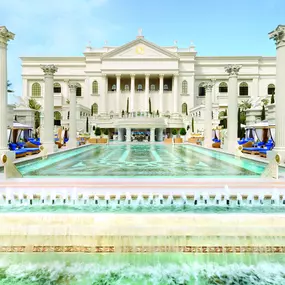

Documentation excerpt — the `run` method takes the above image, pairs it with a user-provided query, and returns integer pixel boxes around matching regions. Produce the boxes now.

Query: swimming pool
[16,144,268,178]
[1,253,285,284]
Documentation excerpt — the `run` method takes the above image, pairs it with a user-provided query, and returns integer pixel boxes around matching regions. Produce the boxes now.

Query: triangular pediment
[102,38,179,60]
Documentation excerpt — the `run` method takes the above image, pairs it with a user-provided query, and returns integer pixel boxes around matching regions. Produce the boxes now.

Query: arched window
[163,84,168,91]
[92,80,98,94]
[53,83,61,93]
[150,84,156,91]
[54,111,61,126]
[32,82,41,97]
[91,103,98,115]
[198,83,205,96]
[182,80,188,94]
[219,82,228,93]
[124,84,129,91]
[111,84,116,91]
[182,103,188,114]
[76,83,82,97]
[268,84,275,95]
[239,82,248,96]
[54,111,61,120]
[137,84,143,91]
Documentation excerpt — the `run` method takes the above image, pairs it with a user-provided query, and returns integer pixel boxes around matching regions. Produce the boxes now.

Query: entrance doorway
[131,129,150,142]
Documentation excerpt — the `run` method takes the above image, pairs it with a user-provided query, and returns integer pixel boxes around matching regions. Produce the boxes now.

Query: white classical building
[20,31,277,141]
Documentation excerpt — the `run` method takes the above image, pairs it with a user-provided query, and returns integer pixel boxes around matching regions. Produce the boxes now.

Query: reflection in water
[17,144,267,177]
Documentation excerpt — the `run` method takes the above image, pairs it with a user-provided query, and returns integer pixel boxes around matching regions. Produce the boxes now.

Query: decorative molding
[68,82,80,91]
[40,64,58,76]
[269,25,285,48]
[159,74,164,78]
[130,74,136,78]
[0,245,284,253]
[225,64,242,76]
[101,37,179,60]
[202,80,215,91]
[145,73,150,78]
[0,26,15,46]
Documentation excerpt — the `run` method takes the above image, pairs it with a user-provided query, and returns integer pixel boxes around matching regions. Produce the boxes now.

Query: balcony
[54,93,63,107]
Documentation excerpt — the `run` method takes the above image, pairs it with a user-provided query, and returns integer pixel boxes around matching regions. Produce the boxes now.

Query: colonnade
[100,73,179,114]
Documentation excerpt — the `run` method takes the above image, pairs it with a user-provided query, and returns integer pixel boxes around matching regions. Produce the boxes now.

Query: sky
[0,0,284,103]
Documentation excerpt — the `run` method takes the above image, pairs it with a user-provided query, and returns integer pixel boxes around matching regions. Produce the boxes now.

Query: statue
[138,28,143,37]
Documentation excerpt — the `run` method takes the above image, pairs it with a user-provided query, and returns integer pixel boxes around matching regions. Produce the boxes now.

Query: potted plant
[94,127,101,138]
[180,128,186,142]
[103,128,109,138]
[172,128,177,139]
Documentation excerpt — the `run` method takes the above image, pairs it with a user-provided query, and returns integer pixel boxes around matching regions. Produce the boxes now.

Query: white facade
[21,33,277,140]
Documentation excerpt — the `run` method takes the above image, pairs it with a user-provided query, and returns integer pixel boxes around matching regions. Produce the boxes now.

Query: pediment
[102,38,179,60]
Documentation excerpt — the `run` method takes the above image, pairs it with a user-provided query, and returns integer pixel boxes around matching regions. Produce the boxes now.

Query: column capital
[269,25,285,48]
[116,73,121,78]
[159,74,164,78]
[202,81,215,91]
[173,73,179,77]
[145,73,150,78]
[68,82,80,91]
[0,26,15,46]
[130,74,136,78]
[225,64,242,76]
[41,64,58,76]
[101,73,107,77]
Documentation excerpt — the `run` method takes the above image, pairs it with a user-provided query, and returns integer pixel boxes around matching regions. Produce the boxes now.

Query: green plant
[237,108,242,138]
[239,99,252,111]
[172,128,177,135]
[191,117,194,132]
[261,105,266,120]
[7,80,14,93]
[122,110,125,117]
[127,98,129,114]
[95,127,101,136]
[103,128,108,135]
[149,98,152,114]
[180,128,186,136]
[271,91,275,104]
[156,110,159,116]
[261,98,269,106]
[29,99,41,129]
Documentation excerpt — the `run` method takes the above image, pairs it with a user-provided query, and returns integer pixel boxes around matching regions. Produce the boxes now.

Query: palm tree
[7,80,14,93]
[29,99,41,129]
[239,99,252,111]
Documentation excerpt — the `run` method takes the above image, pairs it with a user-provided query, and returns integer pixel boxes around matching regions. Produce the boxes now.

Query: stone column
[252,76,259,99]
[0,26,14,158]
[157,128,164,142]
[269,25,285,161]
[118,128,124,141]
[100,74,107,114]
[145,74,150,112]
[225,65,242,153]
[130,74,135,112]
[116,74,121,114]
[173,73,179,113]
[150,128,155,142]
[126,128,131,142]
[159,74,164,115]
[67,82,79,148]
[41,64,58,153]
[203,81,215,148]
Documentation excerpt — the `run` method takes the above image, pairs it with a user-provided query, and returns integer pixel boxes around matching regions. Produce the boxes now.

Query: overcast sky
[1,0,284,103]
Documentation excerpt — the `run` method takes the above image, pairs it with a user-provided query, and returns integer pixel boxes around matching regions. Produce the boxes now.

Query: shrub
[271,92,275,104]
[172,129,177,135]
[180,128,186,136]
[95,127,101,136]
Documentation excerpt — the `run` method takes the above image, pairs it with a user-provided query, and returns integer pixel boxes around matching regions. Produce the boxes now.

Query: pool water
[0,253,285,284]
[17,144,267,177]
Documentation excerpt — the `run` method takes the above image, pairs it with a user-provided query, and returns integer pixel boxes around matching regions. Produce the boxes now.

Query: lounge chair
[14,149,27,158]
[242,147,263,155]
[212,139,221,148]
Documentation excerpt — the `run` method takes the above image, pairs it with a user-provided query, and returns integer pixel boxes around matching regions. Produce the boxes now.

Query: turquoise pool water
[16,144,267,177]
[0,253,285,284]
